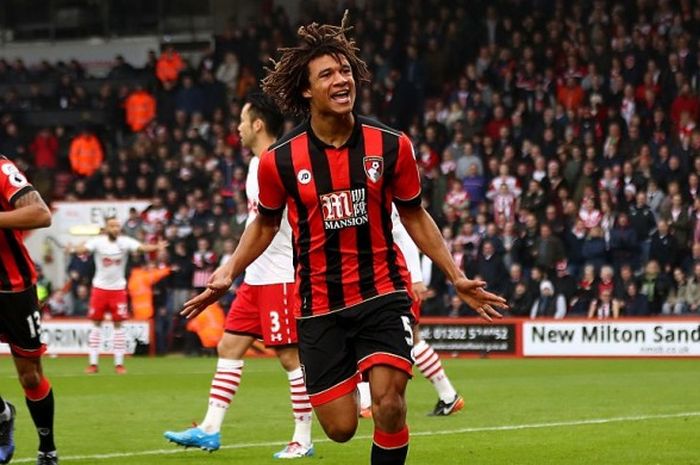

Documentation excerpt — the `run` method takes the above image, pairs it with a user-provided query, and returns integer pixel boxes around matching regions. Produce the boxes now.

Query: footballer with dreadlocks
[182,11,508,465]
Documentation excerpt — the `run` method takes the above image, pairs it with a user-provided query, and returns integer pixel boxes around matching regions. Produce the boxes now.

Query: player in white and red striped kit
[164,93,313,459]
[72,218,166,374]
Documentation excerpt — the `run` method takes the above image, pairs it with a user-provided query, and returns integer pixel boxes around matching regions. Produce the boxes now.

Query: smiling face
[303,54,355,116]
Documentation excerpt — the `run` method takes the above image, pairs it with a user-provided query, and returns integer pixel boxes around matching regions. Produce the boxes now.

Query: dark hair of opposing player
[245,92,285,138]
[261,10,370,117]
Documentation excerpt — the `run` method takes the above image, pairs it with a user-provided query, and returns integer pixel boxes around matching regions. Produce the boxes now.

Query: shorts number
[117,303,128,317]
[401,315,413,347]
[269,310,280,333]
[26,311,42,339]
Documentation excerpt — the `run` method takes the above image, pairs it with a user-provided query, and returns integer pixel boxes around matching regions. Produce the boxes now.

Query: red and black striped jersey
[258,115,422,318]
[0,156,38,292]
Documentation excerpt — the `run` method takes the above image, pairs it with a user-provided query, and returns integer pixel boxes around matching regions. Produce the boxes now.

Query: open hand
[454,278,508,321]
[180,267,232,319]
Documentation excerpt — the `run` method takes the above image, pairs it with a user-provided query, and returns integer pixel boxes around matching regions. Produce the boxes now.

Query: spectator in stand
[670,83,699,128]
[639,260,671,315]
[662,267,694,315]
[621,281,649,317]
[475,240,507,295]
[191,237,217,292]
[649,219,678,273]
[156,45,184,85]
[530,280,567,319]
[125,85,157,133]
[686,262,700,313]
[581,226,607,272]
[488,163,521,199]
[68,128,103,177]
[588,289,620,319]
[629,190,657,262]
[216,52,240,97]
[72,284,90,317]
[609,212,639,269]
[462,163,486,210]
[570,264,597,316]
[29,127,58,170]
[552,260,576,305]
[121,208,143,239]
[443,179,470,217]
[661,193,692,252]
[534,223,565,274]
[176,74,205,117]
[578,196,602,230]
[0,121,26,158]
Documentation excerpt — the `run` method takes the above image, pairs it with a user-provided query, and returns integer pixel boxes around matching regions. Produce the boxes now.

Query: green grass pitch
[2,356,699,464]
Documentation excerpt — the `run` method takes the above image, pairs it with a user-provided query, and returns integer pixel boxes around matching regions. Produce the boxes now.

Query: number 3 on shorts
[269,310,281,333]
[401,315,413,347]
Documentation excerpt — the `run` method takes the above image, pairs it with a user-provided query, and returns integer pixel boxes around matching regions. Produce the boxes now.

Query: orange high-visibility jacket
[68,133,103,177]
[186,302,225,348]
[127,266,171,320]
[156,51,184,83]
[125,90,156,132]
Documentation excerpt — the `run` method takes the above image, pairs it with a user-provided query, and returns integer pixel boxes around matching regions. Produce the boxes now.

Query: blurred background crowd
[2,0,700,352]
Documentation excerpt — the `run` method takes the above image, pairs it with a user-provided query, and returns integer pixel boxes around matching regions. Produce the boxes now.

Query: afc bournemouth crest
[363,156,383,183]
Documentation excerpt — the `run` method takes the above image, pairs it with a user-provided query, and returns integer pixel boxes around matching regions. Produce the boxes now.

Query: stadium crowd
[1,0,700,351]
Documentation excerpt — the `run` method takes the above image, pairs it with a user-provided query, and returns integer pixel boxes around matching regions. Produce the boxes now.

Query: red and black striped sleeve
[391,133,422,208]
[0,158,35,207]
[257,149,287,216]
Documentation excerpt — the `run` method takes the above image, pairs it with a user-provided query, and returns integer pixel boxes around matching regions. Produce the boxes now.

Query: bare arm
[181,213,281,318]
[138,240,169,253]
[0,190,51,229]
[396,204,506,320]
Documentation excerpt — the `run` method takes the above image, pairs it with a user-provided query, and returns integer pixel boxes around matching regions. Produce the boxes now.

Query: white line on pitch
[11,411,700,463]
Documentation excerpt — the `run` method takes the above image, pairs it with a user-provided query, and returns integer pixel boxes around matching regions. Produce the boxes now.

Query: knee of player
[323,422,357,443]
[372,393,406,423]
[18,370,42,390]
[275,347,300,371]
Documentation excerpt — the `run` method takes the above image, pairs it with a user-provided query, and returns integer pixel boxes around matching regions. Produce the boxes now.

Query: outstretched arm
[0,190,51,229]
[181,213,281,318]
[396,204,507,321]
[138,240,169,253]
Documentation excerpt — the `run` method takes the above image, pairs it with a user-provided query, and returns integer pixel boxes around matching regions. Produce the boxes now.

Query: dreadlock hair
[261,10,370,117]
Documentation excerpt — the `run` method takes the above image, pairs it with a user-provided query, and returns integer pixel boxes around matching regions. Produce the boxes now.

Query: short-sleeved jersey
[0,156,37,292]
[243,156,295,285]
[85,235,141,290]
[257,115,422,318]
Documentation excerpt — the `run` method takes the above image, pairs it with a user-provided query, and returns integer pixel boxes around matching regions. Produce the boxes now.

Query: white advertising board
[523,321,700,357]
[0,320,150,356]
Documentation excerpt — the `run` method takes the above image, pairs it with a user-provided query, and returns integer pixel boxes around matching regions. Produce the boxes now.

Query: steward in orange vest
[68,130,103,177]
[125,88,156,132]
[156,46,184,84]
